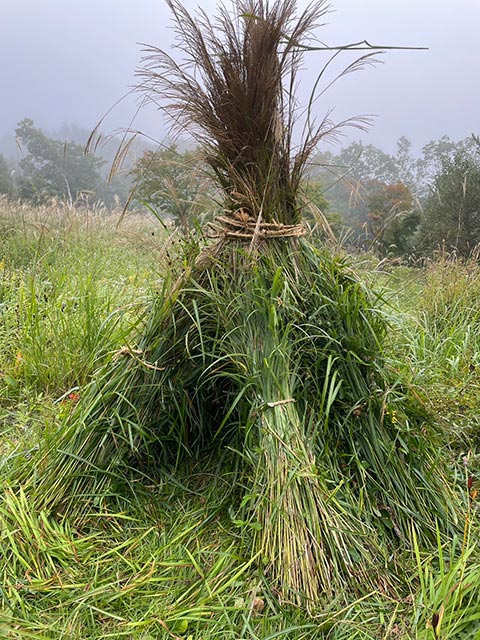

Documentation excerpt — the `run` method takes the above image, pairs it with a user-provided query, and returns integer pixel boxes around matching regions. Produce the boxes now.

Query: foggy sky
[1,0,479,154]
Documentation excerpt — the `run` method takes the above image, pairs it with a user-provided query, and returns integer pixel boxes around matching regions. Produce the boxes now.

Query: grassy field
[0,198,479,639]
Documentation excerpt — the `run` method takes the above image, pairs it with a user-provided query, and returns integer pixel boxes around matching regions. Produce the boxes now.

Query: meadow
[0,197,479,639]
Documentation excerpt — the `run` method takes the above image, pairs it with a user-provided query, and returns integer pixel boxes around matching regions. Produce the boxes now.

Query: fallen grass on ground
[1,200,479,638]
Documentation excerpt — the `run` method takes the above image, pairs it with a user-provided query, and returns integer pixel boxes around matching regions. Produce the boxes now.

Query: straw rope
[113,346,165,371]
[206,212,306,243]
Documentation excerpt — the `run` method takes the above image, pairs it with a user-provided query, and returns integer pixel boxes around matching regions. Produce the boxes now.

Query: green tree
[300,178,342,236]
[311,139,423,244]
[131,145,213,230]
[335,141,398,184]
[366,181,420,256]
[0,154,13,196]
[395,136,420,191]
[417,144,480,257]
[15,119,105,204]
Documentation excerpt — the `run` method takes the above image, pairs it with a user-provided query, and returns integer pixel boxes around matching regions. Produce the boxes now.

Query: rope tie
[206,212,306,242]
[113,346,165,371]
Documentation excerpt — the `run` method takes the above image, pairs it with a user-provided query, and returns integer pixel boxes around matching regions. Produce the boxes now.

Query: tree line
[0,119,133,209]
[309,135,480,258]
[1,119,479,258]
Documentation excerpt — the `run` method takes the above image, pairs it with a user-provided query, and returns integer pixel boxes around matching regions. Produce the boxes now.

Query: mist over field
[1,0,479,156]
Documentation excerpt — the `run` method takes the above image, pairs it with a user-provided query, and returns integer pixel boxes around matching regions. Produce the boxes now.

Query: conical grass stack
[1,0,461,607]
[4,239,459,604]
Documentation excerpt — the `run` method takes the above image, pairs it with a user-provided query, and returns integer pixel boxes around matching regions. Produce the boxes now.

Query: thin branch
[294,39,428,51]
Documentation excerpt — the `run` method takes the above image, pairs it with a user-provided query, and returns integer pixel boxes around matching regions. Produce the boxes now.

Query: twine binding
[206,211,306,243]
[113,346,165,371]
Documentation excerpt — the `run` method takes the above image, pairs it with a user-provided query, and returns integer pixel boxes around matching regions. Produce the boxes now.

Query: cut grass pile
[5,239,459,604]
[0,200,479,638]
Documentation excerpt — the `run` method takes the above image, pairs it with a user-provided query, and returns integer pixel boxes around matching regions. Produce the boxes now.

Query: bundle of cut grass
[3,0,459,606]
[6,239,458,604]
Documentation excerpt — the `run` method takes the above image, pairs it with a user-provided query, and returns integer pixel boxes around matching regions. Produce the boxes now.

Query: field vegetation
[1,0,480,636]
[0,198,479,639]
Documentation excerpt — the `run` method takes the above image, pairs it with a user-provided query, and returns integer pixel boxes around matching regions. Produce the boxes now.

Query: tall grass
[384,254,480,451]
[0,197,164,400]
[411,527,480,639]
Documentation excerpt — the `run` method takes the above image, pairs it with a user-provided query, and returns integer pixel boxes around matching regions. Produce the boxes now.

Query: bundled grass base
[4,238,459,605]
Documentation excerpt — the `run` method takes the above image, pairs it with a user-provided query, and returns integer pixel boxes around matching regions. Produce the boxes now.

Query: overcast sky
[1,0,479,154]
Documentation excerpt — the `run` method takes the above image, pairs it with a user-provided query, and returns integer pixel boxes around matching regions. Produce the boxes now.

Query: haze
[1,0,479,154]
